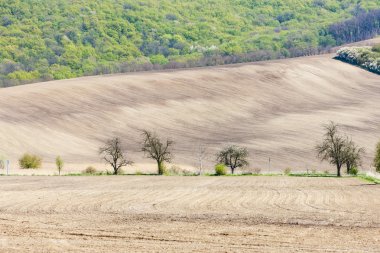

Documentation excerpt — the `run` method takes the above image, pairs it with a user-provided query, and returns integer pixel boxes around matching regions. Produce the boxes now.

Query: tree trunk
[231,167,235,174]
[158,161,165,175]
[337,164,341,177]
[346,162,350,174]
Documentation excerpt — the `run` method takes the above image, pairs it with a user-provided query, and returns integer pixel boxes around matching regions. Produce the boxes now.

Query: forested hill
[0,0,379,86]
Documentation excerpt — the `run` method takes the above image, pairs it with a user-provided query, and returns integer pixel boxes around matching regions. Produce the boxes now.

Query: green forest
[0,0,379,86]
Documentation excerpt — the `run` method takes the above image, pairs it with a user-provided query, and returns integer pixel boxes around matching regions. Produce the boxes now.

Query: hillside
[0,50,379,173]
[0,0,379,86]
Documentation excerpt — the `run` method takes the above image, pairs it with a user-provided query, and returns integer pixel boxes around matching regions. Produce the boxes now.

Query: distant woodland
[0,0,379,86]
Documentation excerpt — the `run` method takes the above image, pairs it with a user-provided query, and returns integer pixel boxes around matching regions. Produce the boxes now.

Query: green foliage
[164,165,197,176]
[150,55,169,65]
[349,166,358,176]
[359,174,380,184]
[336,46,380,74]
[374,142,380,173]
[19,153,42,169]
[7,70,40,80]
[215,164,227,176]
[289,173,338,177]
[55,156,64,175]
[0,0,378,85]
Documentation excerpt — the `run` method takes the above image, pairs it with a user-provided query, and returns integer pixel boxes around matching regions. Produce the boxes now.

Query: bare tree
[316,122,347,177]
[344,139,364,174]
[196,143,207,175]
[216,145,249,174]
[141,130,173,175]
[99,138,133,175]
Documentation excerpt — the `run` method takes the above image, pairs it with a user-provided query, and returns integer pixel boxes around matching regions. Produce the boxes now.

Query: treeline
[328,9,380,44]
[13,122,380,177]
[0,46,329,87]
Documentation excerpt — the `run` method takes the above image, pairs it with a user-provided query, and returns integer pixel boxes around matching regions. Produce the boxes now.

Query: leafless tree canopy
[99,137,133,175]
[316,121,363,177]
[141,130,173,175]
[316,122,347,177]
[196,143,207,175]
[216,145,249,174]
[344,139,364,174]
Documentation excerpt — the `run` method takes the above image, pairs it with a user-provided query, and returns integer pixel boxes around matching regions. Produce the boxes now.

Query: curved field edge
[0,53,379,174]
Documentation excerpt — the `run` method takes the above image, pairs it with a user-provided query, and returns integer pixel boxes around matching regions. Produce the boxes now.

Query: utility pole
[269,157,271,171]
[6,160,9,176]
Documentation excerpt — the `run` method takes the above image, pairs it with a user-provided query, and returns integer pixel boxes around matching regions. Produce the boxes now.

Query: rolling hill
[0,41,379,173]
[0,1,379,86]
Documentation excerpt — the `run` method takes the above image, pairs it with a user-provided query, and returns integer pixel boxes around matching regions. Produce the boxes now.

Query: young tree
[141,130,173,175]
[99,138,133,175]
[216,145,249,174]
[315,122,347,177]
[196,143,207,175]
[56,156,64,176]
[343,140,364,174]
[374,142,380,173]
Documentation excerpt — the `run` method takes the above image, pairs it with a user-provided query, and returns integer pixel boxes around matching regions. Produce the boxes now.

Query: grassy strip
[289,173,338,178]
[358,174,380,184]
[203,173,281,177]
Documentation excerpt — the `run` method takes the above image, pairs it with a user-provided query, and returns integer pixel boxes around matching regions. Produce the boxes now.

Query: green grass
[358,174,380,184]
[289,173,338,177]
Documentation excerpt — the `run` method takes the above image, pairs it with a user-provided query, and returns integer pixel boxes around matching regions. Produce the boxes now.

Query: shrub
[181,169,197,176]
[336,47,380,74]
[349,166,359,176]
[83,166,97,174]
[283,167,292,175]
[324,170,330,175]
[215,164,227,176]
[19,153,42,169]
[166,165,181,175]
[165,165,196,176]
[252,168,262,174]
[311,169,317,174]
[374,142,380,173]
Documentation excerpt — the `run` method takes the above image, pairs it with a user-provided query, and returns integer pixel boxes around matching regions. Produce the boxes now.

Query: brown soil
[0,176,378,252]
[0,42,380,173]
